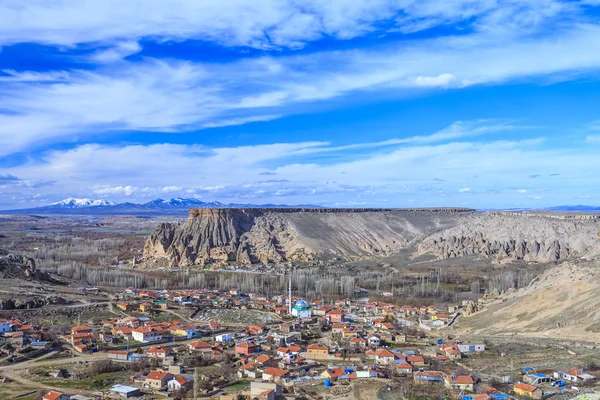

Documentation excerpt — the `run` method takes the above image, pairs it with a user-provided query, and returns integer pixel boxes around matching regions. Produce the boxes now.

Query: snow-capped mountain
[8,197,321,215]
[143,198,224,209]
[47,198,118,208]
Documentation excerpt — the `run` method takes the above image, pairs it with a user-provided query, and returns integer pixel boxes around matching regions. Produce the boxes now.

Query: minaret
[288,276,292,315]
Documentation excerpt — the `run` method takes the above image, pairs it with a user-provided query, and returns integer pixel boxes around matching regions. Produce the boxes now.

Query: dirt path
[1,369,100,396]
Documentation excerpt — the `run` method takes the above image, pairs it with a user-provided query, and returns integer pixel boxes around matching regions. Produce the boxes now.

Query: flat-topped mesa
[145,207,476,267]
[188,207,476,218]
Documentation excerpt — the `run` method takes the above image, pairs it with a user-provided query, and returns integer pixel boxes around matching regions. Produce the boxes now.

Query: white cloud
[517,189,528,193]
[5,120,599,207]
[92,185,137,196]
[586,135,600,143]
[87,41,142,63]
[1,16,600,156]
[0,1,568,49]
[161,186,182,192]
[414,73,456,88]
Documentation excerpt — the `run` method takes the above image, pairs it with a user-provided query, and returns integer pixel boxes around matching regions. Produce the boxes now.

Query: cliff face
[144,209,600,267]
[417,213,600,263]
[143,208,475,267]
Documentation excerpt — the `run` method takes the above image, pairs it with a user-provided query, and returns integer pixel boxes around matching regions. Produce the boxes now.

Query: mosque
[291,299,312,319]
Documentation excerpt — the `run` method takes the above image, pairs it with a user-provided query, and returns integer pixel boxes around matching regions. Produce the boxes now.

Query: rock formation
[143,208,475,267]
[0,249,56,281]
[418,213,600,263]
[144,208,600,267]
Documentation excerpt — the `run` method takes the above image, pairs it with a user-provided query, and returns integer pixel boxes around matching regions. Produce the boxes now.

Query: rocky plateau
[143,208,600,267]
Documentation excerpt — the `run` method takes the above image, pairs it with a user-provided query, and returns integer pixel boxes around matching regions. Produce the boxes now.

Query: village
[1,282,599,400]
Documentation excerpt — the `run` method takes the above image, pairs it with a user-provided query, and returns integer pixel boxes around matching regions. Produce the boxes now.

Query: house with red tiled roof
[255,354,271,365]
[248,324,266,335]
[167,375,193,392]
[306,343,329,359]
[145,370,175,389]
[513,382,543,399]
[112,326,134,340]
[327,309,345,323]
[146,345,174,359]
[321,367,346,380]
[375,349,396,365]
[313,305,335,316]
[263,367,290,383]
[349,337,367,348]
[396,362,413,375]
[71,325,93,335]
[42,391,69,400]
[189,340,212,354]
[444,375,474,392]
[131,326,162,343]
[235,341,258,355]
[407,355,426,367]
[208,321,221,330]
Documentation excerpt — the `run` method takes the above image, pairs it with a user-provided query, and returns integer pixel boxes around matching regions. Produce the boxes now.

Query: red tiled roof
[43,391,63,400]
[264,367,290,377]
[146,371,172,380]
[445,375,473,385]
[514,382,538,393]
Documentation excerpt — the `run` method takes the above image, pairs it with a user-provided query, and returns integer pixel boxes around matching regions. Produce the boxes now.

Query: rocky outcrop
[0,249,57,281]
[418,213,600,262]
[144,209,600,267]
[143,208,476,267]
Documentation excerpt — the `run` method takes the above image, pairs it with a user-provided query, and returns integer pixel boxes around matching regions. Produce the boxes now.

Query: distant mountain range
[3,198,600,216]
[4,197,323,215]
[544,205,600,212]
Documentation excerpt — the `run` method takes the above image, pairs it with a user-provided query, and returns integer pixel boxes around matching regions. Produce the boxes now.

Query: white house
[167,375,193,392]
[215,333,233,342]
[131,327,163,343]
[555,368,595,383]
[458,344,486,353]
[368,335,381,347]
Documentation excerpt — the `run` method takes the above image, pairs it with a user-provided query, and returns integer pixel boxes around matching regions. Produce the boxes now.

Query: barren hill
[143,208,475,267]
[417,212,600,263]
[460,259,600,342]
[143,208,600,267]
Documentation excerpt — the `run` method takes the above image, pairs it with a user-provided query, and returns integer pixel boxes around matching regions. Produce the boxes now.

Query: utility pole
[288,275,292,315]
[194,367,198,400]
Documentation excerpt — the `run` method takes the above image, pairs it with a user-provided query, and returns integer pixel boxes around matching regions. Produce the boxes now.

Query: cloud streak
[3,121,600,208]
[1,18,600,156]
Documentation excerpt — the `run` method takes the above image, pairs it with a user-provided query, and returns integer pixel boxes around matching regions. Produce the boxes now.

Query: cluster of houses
[3,286,599,400]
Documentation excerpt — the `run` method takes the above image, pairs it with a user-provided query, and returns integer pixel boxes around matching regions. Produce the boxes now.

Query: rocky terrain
[417,212,600,263]
[460,258,600,342]
[0,249,58,282]
[0,249,72,309]
[143,208,600,268]
[143,208,475,267]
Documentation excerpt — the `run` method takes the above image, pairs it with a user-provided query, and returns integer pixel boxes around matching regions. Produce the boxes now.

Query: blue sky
[1,0,600,209]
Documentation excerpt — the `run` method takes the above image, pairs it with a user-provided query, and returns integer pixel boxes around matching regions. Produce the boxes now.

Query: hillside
[143,208,600,267]
[143,208,475,267]
[459,259,600,342]
[417,212,600,263]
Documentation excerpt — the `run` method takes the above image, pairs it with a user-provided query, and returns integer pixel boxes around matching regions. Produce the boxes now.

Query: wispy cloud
[0,1,574,49]
[0,18,598,156]
[4,121,600,208]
